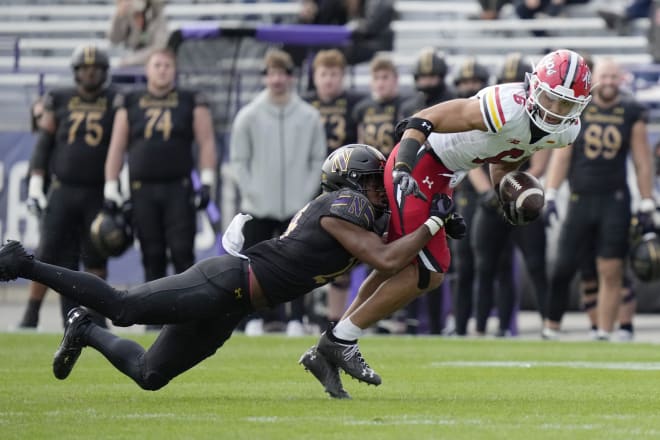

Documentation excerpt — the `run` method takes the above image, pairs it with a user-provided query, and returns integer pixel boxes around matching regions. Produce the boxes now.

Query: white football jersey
[427,82,581,176]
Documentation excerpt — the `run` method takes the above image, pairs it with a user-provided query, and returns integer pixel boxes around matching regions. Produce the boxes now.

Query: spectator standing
[353,54,405,158]
[104,48,218,331]
[229,49,326,336]
[108,0,169,67]
[19,45,118,329]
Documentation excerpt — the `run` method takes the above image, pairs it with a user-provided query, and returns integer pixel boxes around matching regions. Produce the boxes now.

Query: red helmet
[525,50,592,133]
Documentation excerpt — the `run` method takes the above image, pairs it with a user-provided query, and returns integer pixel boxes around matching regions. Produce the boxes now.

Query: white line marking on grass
[432,361,660,370]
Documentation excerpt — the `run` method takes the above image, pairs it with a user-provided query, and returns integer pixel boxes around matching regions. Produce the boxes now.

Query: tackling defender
[0,144,457,399]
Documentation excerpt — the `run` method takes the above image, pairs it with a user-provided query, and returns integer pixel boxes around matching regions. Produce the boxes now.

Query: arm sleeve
[29,130,55,173]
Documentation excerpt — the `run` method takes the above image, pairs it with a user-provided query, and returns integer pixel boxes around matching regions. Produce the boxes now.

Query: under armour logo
[234,288,242,299]
[422,176,433,189]
[422,121,431,131]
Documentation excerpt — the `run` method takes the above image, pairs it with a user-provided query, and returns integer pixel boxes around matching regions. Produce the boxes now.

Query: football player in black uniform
[104,48,217,332]
[400,47,455,118]
[353,54,405,158]
[400,48,455,334]
[0,144,456,400]
[305,49,365,327]
[542,58,656,340]
[466,53,551,336]
[18,45,118,328]
[445,57,493,336]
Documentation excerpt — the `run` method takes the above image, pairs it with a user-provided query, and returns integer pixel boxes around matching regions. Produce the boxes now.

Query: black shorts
[37,181,106,270]
[558,190,631,261]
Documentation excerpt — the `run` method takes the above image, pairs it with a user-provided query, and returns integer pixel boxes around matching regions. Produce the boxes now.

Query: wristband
[424,216,444,236]
[406,117,434,137]
[545,188,558,201]
[394,137,423,173]
[200,168,216,187]
[28,174,44,197]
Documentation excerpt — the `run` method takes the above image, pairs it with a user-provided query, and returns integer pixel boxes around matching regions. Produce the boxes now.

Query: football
[498,170,545,225]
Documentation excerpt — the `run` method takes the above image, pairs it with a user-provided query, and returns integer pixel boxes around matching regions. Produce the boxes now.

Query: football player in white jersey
[301,49,593,392]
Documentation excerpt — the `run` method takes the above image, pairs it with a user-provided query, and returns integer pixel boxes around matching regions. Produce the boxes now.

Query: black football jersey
[569,97,648,193]
[352,96,404,157]
[122,88,208,181]
[304,90,365,154]
[245,189,378,306]
[45,86,119,185]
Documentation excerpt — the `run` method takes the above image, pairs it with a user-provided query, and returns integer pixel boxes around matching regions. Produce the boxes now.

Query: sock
[86,324,145,384]
[331,318,363,342]
[619,323,634,333]
[591,325,597,331]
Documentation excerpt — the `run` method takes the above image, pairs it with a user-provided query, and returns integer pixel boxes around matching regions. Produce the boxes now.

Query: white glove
[27,174,47,216]
[222,213,253,260]
[104,180,124,208]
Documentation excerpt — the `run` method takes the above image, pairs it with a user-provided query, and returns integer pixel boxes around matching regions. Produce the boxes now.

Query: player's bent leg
[299,345,351,399]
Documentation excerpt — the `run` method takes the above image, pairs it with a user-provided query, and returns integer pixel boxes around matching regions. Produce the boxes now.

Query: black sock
[619,323,634,333]
[86,324,145,384]
[26,260,124,321]
[591,325,597,331]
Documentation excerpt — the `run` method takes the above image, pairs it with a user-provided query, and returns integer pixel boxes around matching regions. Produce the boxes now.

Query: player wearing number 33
[300,49,593,393]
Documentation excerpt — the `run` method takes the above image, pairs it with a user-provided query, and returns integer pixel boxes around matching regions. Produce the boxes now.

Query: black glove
[194,184,211,211]
[393,169,428,201]
[636,211,655,234]
[543,199,558,227]
[429,193,455,222]
[445,212,467,240]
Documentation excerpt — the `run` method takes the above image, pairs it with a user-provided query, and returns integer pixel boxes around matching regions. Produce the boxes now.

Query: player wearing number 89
[104,49,217,317]
[542,57,655,341]
[302,50,593,387]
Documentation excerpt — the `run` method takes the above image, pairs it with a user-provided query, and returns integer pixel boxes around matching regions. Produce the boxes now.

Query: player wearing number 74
[301,49,594,392]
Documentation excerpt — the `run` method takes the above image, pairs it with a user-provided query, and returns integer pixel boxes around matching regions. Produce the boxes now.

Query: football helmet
[321,144,386,193]
[70,45,109,91]
[630,232,660,282]
[454,58,490,98]
[90,203,134,258]
[525,49,592,133]
[413,47,447,80]
[498,52,531,84]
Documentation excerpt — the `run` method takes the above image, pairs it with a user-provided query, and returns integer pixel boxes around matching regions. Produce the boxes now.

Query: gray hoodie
[229,89,326,220]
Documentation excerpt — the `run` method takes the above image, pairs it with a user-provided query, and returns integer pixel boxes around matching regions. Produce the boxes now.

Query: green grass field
[3,333,660,439]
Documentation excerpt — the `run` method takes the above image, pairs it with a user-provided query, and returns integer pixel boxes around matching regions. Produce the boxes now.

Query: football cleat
[299,346,351,399]
[0,240,33,282]
[53,307,91,380]
[317,333,381,386]
[541,327,559,341]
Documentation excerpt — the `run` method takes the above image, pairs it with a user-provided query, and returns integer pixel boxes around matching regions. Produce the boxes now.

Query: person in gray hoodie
[229,48,327,336]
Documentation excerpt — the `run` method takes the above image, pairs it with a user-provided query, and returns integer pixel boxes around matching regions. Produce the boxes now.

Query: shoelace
[343,344,372,370]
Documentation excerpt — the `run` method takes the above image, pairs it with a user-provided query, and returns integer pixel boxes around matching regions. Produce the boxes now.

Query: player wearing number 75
[301,49,594,392]
[104,48,217,298]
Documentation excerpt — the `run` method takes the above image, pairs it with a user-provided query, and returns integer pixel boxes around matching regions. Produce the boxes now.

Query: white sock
[332,318,363,341]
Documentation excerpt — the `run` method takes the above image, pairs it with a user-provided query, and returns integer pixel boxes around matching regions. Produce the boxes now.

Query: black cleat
[317,332,381,386]
[53,307,91,380]
[299,346,351,399]
[0,240,33,282]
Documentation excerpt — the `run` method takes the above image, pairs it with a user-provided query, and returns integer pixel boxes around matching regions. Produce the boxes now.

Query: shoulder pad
[328,190,376,230]
[478,84,526,134]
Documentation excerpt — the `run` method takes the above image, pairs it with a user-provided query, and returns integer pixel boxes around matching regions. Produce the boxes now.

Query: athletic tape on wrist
[424,216,444,236]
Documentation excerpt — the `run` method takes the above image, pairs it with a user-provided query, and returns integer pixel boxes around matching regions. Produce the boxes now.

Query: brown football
[498,171,545,225]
